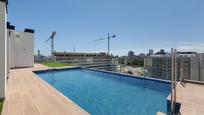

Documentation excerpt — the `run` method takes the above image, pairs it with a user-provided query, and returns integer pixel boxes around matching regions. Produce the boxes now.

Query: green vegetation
[0,101,3,113]
[118,57,144,67]
[127,59,144,67]
[40,62,73,67]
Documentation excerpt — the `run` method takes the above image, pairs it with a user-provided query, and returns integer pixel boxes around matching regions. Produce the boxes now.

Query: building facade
[128,51,134,57]
[54,52,118,71]
[0,0,7,99]
[0,0,34,99]
[7,23,34,68]
[148,49,154,55]
[144,52,204,81]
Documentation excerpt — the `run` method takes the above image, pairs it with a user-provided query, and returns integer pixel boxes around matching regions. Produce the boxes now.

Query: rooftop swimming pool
[35,68,170,115]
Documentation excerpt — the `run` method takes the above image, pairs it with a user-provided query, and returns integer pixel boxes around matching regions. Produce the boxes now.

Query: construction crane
[45,31,56,64]
[94,33,116,71]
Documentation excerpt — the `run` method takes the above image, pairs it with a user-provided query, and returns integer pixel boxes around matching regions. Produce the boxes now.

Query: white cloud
[177,42,204,53]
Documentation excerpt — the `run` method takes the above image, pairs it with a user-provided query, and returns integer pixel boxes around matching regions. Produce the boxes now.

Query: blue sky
[8,0,204,56]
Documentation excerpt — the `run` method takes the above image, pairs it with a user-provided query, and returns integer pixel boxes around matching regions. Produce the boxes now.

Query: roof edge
[0,0,8,13]
[24,29,35,33]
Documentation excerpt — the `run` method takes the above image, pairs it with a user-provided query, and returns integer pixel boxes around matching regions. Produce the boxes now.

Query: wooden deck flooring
[1,64,89,115]
[167,82,204,115]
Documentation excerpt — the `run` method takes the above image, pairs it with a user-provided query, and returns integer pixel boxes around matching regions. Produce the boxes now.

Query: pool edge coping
[31,67,90,114]
[33,66,171,84]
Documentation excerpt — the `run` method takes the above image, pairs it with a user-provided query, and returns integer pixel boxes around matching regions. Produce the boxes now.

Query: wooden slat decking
[1,64,89,115]
[167,82,204,115]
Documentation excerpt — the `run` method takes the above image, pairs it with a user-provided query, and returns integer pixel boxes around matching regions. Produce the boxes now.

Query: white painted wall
[8,29,34,68]
[0,1,7,99]
[14,32,34,68]
[200,53,204,81]
[7,29,9,77]
[191,56,200,81]
[8,29,15,69]
[189,54,204,81]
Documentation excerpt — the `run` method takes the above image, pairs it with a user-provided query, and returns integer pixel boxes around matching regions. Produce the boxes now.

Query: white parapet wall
[0,0,7,99]
[7,25,35,68]
[13,31,34,68]
[7,25,15,69]
[191,55,200,81]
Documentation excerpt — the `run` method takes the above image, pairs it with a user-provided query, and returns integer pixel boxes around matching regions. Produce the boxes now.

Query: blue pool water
[35,68,170,115]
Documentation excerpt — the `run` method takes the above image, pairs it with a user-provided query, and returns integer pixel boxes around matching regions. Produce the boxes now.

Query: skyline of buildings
[35,47,204,58]
[126,49,204,56]
[144,52,204,81]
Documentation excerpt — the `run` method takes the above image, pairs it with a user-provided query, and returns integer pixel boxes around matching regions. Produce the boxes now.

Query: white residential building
[7,25,34,68]
[0,0,7,99]
[0,0,34,99]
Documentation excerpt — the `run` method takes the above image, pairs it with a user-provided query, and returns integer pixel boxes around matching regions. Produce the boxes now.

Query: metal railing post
[171,48,174,115]
[173,49,177,114]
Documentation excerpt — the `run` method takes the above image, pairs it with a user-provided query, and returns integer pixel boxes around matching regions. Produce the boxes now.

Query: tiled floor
[1,64,89,115]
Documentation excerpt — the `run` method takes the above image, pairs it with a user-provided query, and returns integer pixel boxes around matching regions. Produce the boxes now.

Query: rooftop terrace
[1,64,89,115]
[167,82,204,115]
[1,64,204,115]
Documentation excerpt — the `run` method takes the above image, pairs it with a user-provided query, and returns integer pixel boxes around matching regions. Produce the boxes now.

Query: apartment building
[54,52,118,71]
[144,52,204,81]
